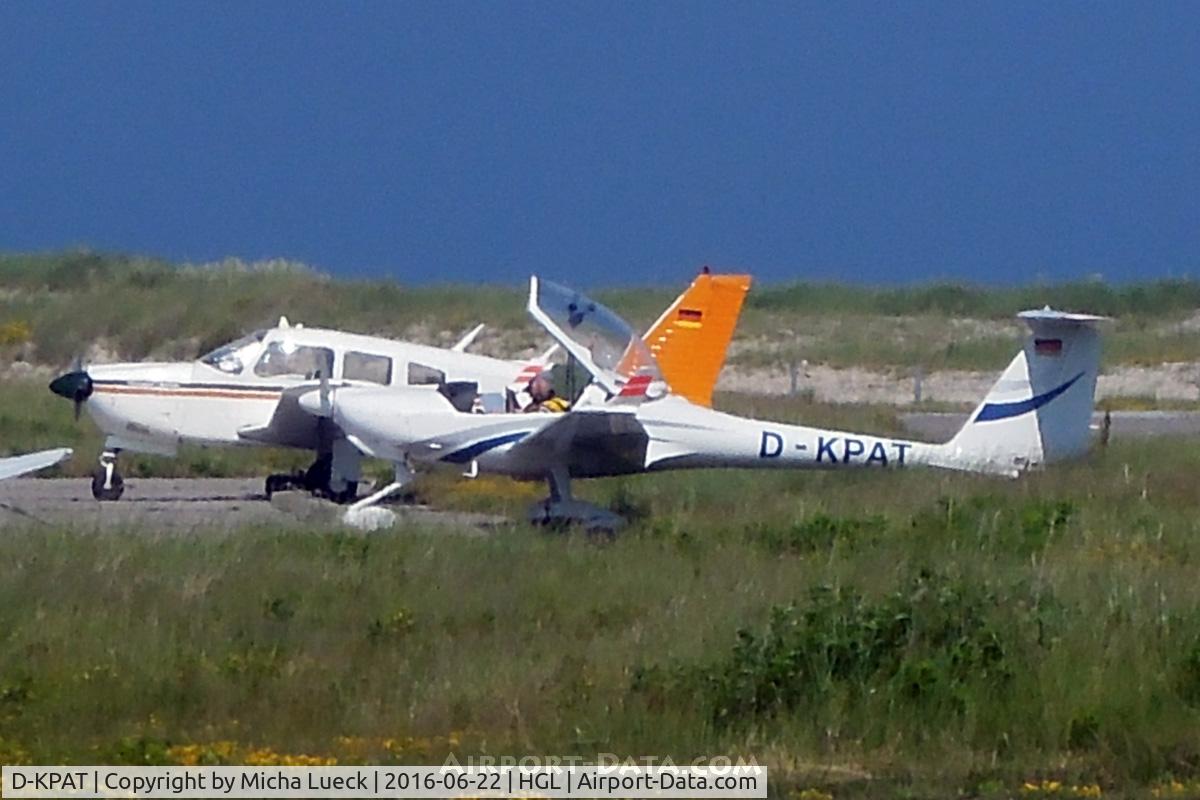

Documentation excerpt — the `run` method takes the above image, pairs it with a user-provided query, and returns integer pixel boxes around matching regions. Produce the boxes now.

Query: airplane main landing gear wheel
[91,451,124,501]
[326,481,358,505]
[263,457,358,504]
[264,473,297,499]
[303,454,358,504]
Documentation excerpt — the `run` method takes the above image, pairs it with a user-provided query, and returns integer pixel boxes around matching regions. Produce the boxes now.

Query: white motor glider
[297,278,1108,530]
[48,272,750,504]
[0,448,72,481]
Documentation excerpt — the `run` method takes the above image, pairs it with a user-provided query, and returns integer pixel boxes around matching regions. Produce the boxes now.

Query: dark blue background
[3,2,1197,285]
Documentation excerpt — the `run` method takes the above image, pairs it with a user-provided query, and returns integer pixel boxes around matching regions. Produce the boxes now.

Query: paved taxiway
[3,413,1196,527]
[0,478,505,532]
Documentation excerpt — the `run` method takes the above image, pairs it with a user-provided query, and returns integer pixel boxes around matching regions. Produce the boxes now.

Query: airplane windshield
[533,279,661,380]
[199,330,267,375]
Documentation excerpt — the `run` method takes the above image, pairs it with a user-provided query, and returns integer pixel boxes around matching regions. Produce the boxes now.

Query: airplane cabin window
[199,330,267,375]
[407,362,445,386]
[254,342,334,380]
[344,351,393,385]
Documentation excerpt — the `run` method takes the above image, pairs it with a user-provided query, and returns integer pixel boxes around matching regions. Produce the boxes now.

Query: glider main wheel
[91,468,124,501]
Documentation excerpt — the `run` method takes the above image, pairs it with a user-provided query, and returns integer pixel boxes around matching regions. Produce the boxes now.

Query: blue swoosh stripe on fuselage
[441,430,532,464]
[974,372,1084,423]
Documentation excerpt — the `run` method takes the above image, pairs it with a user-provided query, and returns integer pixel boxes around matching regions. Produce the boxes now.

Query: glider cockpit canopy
[527,277,662,395]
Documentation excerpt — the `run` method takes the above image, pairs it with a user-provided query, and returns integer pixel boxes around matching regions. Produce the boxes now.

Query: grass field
[6,251,1200,797]
[3,421,1200,797]
[4,250,1200,374]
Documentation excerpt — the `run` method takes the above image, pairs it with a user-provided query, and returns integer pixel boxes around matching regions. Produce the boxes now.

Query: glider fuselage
[320,389,950,482]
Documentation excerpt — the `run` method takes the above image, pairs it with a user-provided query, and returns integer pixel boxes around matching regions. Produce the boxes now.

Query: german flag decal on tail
[1035,338,1063,356]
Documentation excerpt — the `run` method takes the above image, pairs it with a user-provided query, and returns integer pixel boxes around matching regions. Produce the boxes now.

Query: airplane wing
[0,447,72,481]
[237,385,325,448]
[500,409,650,479]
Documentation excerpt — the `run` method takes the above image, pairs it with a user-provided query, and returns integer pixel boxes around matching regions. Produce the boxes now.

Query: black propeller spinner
[49,367,94,420]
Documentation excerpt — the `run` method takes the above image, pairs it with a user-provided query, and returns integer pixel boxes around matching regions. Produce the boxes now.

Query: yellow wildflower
[793,789,833,800]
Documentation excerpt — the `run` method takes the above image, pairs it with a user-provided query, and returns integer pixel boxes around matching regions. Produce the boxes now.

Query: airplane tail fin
[509,344,560,389]
[640,269,751,407]
[937,309,1107,475]
[451,323,485,353]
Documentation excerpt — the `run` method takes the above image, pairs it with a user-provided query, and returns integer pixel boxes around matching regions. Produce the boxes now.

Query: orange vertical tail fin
[641,270,751,407]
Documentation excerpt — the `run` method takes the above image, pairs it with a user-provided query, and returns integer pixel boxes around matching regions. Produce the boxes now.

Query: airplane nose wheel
[91,450,124,501]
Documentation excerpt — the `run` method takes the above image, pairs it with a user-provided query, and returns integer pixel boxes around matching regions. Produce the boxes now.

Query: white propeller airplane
[47,271,750,504]
[48,319,553,502]
[297,277,1107,531]
[0,448,73,481]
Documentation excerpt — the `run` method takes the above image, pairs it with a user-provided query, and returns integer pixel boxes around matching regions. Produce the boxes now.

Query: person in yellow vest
[523,374,570,413]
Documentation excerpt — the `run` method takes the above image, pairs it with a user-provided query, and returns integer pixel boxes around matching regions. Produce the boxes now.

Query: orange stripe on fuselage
[94,385,282,401]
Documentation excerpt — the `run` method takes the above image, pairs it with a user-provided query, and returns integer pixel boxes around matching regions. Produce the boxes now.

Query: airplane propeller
[49,357,94,420]
[297,371,335,418]
[317,369,332,416]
